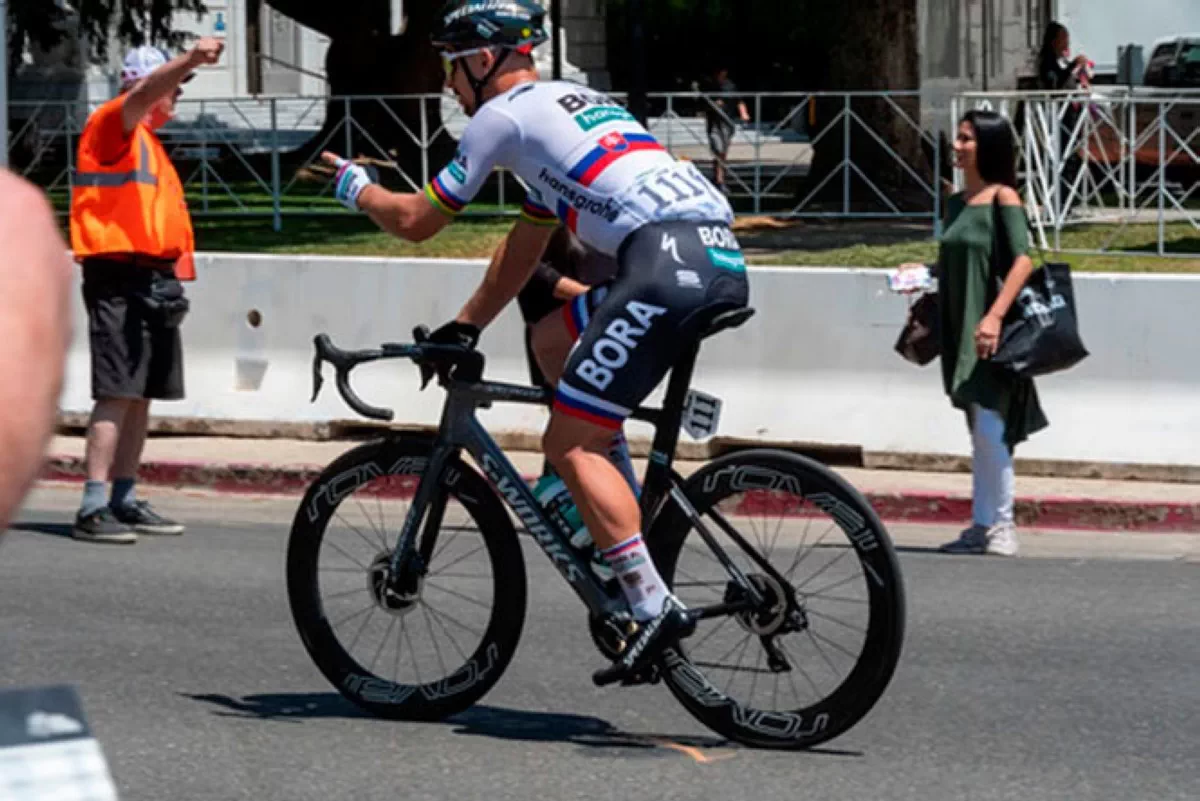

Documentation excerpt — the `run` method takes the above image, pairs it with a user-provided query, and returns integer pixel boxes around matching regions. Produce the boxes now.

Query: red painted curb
[40,456,1200,534]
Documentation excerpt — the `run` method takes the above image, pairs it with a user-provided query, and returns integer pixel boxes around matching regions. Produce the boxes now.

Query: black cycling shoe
[592,597,696,687]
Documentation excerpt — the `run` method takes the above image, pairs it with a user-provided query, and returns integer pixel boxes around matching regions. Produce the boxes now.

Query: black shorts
[553,220,749,429]
[82,259,185,401]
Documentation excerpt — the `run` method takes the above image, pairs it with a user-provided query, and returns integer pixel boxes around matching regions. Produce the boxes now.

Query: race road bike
[286,306,906,749]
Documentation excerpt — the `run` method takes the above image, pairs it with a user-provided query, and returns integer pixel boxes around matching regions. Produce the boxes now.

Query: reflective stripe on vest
[74,140,158,188]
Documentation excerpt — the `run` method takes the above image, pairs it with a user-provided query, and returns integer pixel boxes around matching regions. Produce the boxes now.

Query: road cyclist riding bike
[321,0,750,686]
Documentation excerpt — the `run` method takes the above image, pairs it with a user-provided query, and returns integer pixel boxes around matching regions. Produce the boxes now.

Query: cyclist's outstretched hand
[321,151,375,211]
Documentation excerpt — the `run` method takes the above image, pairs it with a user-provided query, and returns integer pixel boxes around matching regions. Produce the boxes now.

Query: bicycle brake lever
[413,325,435,390]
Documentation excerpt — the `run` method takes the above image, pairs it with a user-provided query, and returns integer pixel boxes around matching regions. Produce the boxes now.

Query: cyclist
[321,0,749,686]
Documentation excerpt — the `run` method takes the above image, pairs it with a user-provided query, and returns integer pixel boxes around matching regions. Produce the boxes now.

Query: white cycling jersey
[424,80,734,256]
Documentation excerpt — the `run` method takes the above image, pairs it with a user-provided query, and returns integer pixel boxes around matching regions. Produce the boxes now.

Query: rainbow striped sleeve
[424,174,467,217]
[520,196,559,227]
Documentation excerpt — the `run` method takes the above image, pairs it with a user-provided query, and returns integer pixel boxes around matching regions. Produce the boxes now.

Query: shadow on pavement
[7,521,75,539]
[181,692,862,758]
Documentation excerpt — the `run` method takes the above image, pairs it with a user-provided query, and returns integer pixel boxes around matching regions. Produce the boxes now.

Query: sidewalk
[41,436,1200,533]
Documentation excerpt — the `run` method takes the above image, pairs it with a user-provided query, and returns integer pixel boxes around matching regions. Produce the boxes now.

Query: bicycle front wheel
[286,435,527,721]
[648,449,905,749]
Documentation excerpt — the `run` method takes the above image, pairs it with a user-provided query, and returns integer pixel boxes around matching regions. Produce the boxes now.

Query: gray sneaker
[73,508,137,544]
[938,524,988,554]
[985,524,1019,556]
[112,500,185,535]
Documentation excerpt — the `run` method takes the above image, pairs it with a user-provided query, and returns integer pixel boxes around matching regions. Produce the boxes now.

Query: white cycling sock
[601,534,669,620]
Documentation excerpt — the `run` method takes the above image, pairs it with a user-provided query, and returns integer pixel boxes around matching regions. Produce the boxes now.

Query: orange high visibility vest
[69,97,196,280]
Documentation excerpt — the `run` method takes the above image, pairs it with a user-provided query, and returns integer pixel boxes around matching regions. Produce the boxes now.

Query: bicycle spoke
[689,661,780,675]
[807,607,864,634]
[426,543,487,577]
[805,591,868,605]
[420,604,449,679]
[785,522,839,578]
[424,580,492,610]
[807,627,855,667]
[324,538,369,571]
[319,565,367,574]
[322,586,369,603]
[748,643,764,702]
[369,616,398,673]
[347,604,377,654]
[352,492,386,549]
[422,601,484,639]
[792,546,853,590]
[333,510,383,555]
[331,603,374,631]
[780,640,821,701]
[423,601,471,663]
[402,614,422,685]
[804,572,863,598]
[724,635,755,696]
[688,614,735,652]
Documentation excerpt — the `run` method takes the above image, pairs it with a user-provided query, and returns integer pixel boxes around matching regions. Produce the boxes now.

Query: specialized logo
[575,301,667,392]
[575,105,636,131]
[661,233,685,265]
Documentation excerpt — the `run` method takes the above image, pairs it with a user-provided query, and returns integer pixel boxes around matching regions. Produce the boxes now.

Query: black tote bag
[989,199,1089,377]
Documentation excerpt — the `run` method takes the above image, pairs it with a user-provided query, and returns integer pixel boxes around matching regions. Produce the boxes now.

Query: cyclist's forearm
[358,187,441,242]
[459,236,538,328]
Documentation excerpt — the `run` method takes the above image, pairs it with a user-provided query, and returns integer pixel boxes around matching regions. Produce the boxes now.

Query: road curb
[39,455,1200,534]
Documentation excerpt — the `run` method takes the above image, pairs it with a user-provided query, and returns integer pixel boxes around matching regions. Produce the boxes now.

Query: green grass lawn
[193,214,1200,273]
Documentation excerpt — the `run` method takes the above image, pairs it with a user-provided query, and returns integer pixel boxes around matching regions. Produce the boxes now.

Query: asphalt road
[1,487,1196,801]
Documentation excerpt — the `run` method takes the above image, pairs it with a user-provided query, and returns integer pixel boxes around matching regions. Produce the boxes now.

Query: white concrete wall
[59,256,1200,467]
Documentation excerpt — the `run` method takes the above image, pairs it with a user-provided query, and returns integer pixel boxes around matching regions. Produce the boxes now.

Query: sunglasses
[440,46,493,80]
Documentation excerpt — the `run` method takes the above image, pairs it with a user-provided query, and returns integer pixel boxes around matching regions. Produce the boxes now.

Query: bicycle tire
[286,435,527,721]
[647,449,906,749]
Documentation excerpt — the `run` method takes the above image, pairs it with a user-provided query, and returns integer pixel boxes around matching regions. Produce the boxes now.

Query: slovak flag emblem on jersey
[598,132,629,152]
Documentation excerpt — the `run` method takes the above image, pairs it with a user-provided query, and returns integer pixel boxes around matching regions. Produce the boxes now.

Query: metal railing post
[753,94,762,215]
[933,123,942,237]
[843,95,851,214]
[271,98,282,232]
[1158,101,1166,255]
[200,100,210,212]
[344,97,353,160]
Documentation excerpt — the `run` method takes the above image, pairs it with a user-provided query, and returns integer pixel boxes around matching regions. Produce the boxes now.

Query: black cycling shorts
[82,259,185,401]
[553,220,749,429]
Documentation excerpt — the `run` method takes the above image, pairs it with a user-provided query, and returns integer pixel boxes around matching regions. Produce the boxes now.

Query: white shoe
[985,524,1019,556]
[938,524,987,554]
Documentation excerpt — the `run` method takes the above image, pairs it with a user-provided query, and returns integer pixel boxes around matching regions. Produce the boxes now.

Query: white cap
[120,45,194,88]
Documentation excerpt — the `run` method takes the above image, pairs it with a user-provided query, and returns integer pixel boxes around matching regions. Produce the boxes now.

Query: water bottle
[533,474,615,585]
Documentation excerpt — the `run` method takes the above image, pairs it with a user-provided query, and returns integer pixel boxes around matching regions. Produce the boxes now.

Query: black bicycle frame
[312,333,769,622]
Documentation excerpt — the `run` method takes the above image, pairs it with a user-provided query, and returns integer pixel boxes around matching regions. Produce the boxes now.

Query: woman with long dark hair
[1037,21,1089,91]
[897,110,1048,556]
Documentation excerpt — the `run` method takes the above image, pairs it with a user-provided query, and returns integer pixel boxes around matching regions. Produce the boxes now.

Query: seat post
[646,337,701,470]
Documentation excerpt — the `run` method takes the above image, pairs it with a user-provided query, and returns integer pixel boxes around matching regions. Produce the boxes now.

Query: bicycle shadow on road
[182,692,861,760]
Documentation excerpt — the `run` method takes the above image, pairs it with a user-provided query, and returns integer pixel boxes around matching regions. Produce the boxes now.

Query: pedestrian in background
[0,170,74,537]
[897,110,1048,556]
[68,38,223,544]
[701,64,750,195]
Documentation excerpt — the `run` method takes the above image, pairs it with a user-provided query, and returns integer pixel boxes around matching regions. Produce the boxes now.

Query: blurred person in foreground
[67,38,223,544]
[895,111,1048,557]
[0,171,73,536]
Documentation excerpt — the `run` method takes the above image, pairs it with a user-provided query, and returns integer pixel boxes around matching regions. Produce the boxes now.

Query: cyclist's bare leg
[530,312,573,386]
[542,412,638,551]
[532,307,640,493]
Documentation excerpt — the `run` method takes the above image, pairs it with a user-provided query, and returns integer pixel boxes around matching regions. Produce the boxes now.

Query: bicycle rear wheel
[286,435,527,721]
[648,449,905,749]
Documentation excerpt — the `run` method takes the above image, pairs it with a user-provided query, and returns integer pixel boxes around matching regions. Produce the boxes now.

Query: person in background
[67,38,223,544]
[0,171,74,536]
[702,64,751,195]
[517,226,639,493]
[896,110,1048,557]
[1037,21,1090,91]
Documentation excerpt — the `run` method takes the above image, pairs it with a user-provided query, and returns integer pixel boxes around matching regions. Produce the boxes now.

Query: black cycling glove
[427,320,481,350]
